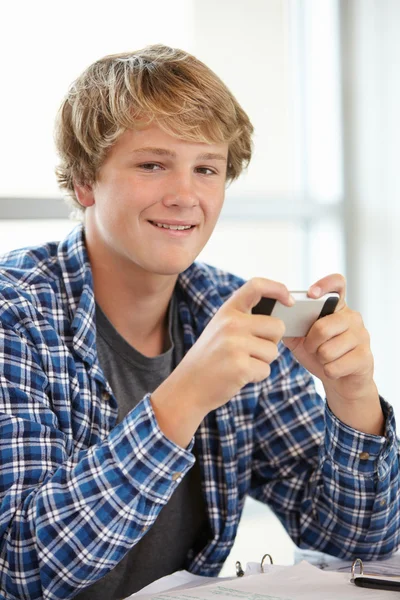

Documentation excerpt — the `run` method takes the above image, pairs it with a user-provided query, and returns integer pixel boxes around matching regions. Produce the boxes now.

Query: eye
[195,167,217,175]
[138,163,163,171]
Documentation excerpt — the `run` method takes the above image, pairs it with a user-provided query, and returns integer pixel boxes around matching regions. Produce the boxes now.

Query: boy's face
[78,124,228,278]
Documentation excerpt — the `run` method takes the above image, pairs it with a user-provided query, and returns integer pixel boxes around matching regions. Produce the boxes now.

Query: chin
[145,252,197,276]
[152,264,192,276]
[141,256,192,276]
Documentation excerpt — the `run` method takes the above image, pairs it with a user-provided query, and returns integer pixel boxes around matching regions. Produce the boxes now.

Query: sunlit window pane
[0,0,194,198]
[309,217,345,282]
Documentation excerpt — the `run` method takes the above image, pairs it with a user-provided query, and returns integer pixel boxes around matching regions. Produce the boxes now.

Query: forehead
[111,124,229,159]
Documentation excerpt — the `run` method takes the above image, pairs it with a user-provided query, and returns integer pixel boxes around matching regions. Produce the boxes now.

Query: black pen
[354,574,400,592]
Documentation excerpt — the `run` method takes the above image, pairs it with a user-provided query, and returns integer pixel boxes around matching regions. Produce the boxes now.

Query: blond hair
[54,44,254,215]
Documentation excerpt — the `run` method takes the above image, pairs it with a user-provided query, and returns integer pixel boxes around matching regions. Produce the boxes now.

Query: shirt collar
[57,224,96,363]
[56,223,226,364]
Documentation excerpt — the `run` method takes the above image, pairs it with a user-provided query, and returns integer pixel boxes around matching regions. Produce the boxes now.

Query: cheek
[94,187,134,237]
[97,180,142,217]
[204,193,225,223]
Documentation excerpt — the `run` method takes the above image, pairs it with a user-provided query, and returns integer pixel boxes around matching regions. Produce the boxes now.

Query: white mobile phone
[252,291,340,337]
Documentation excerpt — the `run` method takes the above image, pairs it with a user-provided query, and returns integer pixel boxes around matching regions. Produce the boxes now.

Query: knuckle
[221,314,238,334]
[276,319,286,339]
[265,342,279,363]
[248,277,263,294]
[310,319,324,338]
[317,343,331,363]
[233,356,250,385]
[363,329,371,344]
[330,273,346,289]
[270,317,285,341]
[237,363,250,385]
[225,336,239,356]
[352,310,363,327]
[262,364,272,380]
[302,336,313,353]
[314,318,329,335]
[248,276,287,298]
[254,364,271,382]
[336,273,346,285]
[323,361,339,380]
[359,343,373,364]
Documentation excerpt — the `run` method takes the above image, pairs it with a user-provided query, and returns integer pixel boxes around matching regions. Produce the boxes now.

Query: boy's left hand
[283,274,384,435]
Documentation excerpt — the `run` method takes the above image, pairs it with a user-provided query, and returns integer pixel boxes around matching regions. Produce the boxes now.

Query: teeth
[153,222,192,230]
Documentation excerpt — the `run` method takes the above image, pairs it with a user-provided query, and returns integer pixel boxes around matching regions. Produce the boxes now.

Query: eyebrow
[131,146,228,162]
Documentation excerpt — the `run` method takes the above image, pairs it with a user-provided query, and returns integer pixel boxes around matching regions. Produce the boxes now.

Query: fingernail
[309,286,321,298]
[288,294,295,306]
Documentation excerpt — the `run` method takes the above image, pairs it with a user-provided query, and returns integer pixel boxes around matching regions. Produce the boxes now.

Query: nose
[162,173,199,208]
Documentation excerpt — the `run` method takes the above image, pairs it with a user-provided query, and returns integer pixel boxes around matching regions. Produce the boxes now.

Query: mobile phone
[252,291,340,337]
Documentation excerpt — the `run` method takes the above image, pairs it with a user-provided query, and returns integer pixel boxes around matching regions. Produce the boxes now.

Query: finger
[322,346,372,380]
[247,337,280,364]
[315,330,358,365]
[246,356,273,384]
[304,311,350,354]
[281,336,302,352]
[308,273,346,310]
[247,313,286,344]
[229,277,294,314]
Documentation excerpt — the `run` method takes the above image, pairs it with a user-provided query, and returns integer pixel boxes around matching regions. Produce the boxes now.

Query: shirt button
[101,391,111,402]
[380,499,387,506]
[172,472,182,481]
[359,452,370,460]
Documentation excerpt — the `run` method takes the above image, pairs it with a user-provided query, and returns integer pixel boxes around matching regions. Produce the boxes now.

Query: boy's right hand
[151,278,293,448]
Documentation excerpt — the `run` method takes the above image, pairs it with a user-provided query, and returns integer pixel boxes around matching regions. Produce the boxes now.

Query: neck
[85,233,178,356]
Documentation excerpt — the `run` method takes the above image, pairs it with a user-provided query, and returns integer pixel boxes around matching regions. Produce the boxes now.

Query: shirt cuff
[108,393,195,502]
[323,397,397,479]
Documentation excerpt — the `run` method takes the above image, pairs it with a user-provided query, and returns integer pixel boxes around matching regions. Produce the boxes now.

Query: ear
[74,182,95,208]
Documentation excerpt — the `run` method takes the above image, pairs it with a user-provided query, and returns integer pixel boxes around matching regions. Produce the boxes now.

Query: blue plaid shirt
[0,224,399,600]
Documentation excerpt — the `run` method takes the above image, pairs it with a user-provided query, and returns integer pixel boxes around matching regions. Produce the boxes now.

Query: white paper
[129,561,397,600]
[294,548,400,575]
[127,570,234,599]
[243,562,287,576]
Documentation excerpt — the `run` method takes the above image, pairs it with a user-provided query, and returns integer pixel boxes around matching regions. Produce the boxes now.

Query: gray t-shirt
[74,293,209,600]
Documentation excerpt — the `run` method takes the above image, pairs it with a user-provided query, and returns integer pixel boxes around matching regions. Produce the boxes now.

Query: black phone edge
[251,297,276,316]
[317,295,340,320]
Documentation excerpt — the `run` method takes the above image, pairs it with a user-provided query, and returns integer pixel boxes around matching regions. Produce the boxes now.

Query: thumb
[228,277,294,314]
[282,336,303,352]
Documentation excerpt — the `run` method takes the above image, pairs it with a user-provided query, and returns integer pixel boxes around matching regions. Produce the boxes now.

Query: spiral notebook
[128,552,400,599]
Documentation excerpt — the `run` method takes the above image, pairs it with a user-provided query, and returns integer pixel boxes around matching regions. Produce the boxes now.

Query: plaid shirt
[0,224,398,600]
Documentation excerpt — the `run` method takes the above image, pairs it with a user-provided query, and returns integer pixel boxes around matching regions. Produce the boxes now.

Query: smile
[148,221,196,231]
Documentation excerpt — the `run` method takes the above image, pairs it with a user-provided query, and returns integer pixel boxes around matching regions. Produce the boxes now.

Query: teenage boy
[0,45,398,600]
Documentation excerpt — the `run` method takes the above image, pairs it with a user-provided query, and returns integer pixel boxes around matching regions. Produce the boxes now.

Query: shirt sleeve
[249,344,400,560]
[0,322,195,600]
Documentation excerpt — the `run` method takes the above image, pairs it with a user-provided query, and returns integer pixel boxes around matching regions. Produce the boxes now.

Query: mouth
[147,220,197,235]
[148,220,196,231]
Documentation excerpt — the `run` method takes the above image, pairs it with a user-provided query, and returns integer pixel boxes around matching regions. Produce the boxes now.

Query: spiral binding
[351,558,364,581]
[235,553,399,592]
[235,553,274,577]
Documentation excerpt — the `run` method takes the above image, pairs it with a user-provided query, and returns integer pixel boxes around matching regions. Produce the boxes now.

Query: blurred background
[0,0,398,575]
